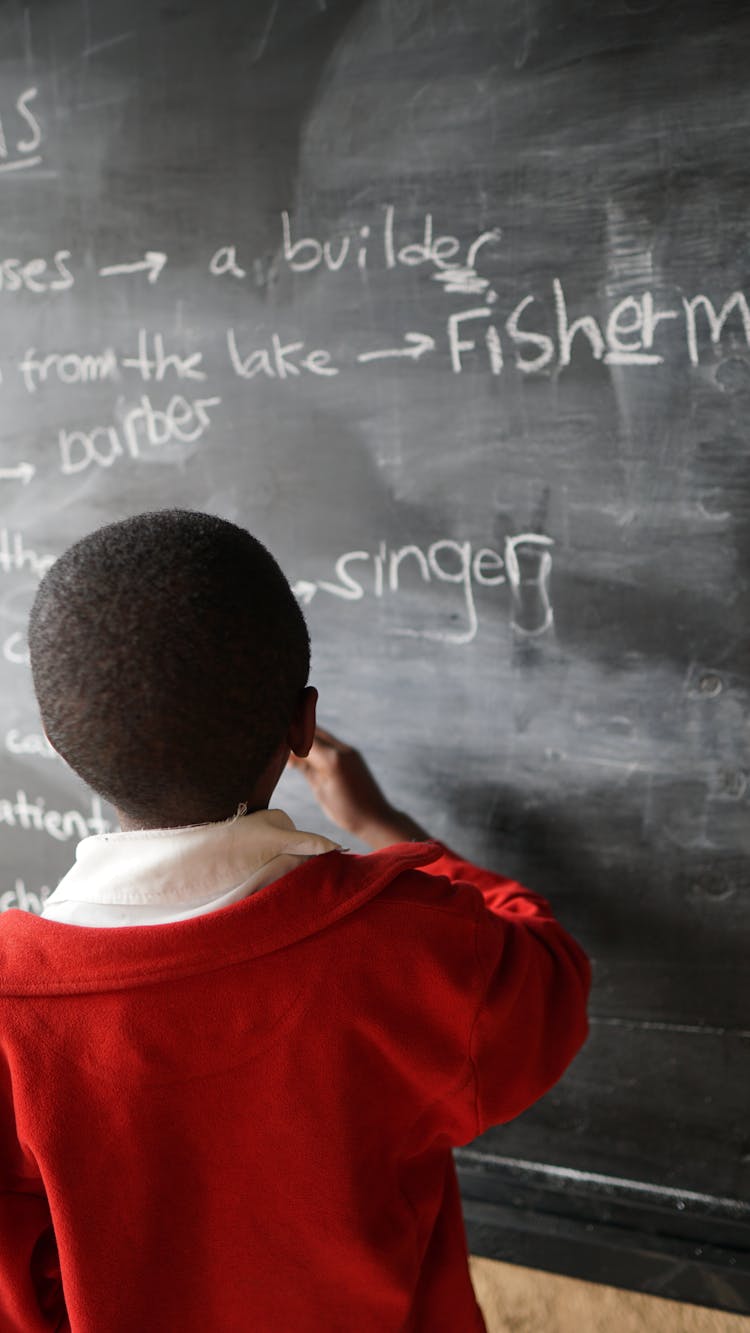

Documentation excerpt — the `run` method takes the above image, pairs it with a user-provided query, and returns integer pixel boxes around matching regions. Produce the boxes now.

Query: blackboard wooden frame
[458,1151,750,1314]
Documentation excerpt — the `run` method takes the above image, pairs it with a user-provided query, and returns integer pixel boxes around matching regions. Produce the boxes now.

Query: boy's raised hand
[287,727,428,850]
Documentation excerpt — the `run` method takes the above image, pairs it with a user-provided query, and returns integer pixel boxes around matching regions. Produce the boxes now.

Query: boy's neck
[115,800,270,833]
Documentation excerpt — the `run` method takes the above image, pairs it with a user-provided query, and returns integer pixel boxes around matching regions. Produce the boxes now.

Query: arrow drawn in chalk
[0,462,35,484]
[292,580,317,605]
[98,251,168,284]
[357,332,436,364]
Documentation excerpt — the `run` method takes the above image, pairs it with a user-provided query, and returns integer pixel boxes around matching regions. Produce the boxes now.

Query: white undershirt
[42,808,340,928]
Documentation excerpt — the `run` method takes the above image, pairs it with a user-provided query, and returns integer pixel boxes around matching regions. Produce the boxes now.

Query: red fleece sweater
[0,842,589,1332]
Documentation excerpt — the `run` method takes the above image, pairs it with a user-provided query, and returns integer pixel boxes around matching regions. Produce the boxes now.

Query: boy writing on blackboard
[0,509,589,1332]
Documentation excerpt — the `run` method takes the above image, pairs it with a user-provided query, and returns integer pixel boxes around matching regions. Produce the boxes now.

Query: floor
[469,1257,749,1332]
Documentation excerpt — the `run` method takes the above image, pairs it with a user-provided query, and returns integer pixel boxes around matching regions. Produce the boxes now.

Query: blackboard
[0,0,748,1311]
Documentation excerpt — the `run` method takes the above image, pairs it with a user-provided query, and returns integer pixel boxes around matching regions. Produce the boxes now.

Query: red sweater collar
[0,842,445,996]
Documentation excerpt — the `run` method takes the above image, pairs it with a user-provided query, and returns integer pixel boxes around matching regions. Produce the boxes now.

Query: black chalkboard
[0,0,748,1311]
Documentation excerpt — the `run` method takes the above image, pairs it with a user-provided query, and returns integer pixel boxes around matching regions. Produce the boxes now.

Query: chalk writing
[278,207,501,279]
[0,880,50,914]
[2,631,29,665]
[683,293,750,368]
[0,463,35,484]
[213,283,750,386]
[0,250,73,293]
[0,87,43,175]
[0,210,745,508]
[357,333,436,364]
[227,329,338,379]
[98,250,167,284]
[0,529,55,578]
[0,790,111,841]
[20,347,119,393]
[121,330,205,382]
[390,284,750,376]
[58,394,221,474]
[204,208,750,372]
[505,533,554,636]
[432,267,496,298]
[209,245,247,279]
[5,728,58,760]
[294,533,553,645]
[20,331,205,394]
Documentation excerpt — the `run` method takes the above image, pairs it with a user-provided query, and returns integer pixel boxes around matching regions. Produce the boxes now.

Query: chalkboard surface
[0,0,748,1310]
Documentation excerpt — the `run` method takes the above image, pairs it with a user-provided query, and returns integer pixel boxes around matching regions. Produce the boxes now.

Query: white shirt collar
[42,808,340,928]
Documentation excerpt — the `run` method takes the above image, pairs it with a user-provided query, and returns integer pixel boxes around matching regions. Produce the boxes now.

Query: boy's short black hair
[28,510,310,827]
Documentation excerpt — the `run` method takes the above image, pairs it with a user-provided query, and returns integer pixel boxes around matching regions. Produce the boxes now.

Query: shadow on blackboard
[440,775,744,1026]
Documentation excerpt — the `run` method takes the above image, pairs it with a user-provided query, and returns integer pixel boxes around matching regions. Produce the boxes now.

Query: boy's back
[0,832,587,1332]
[0,510,589,1331]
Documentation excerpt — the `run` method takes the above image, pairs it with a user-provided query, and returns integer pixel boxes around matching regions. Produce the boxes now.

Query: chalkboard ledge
[456,1149,750,1315]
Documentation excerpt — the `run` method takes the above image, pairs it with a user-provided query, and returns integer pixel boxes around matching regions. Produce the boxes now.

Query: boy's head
[28,510,314,829]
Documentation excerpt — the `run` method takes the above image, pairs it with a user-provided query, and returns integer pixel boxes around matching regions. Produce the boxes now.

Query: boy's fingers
[287,739,338,775]
[288,729,364,789]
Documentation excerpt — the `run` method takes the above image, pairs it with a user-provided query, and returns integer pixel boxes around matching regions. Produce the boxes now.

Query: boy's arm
[435,851,591,1132]
[287,727,430,848]
[290,729,590,1134]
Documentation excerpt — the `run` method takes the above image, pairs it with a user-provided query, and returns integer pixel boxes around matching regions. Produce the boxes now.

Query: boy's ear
[287,686,318,759]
